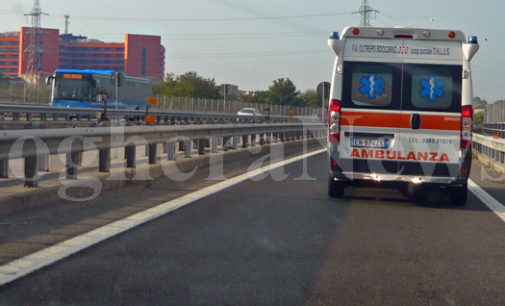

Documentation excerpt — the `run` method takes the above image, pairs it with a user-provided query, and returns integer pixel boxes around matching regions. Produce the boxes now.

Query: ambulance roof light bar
[340,26,466,41]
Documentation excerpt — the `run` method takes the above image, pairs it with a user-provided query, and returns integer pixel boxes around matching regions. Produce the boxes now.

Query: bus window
[54,78,94,101]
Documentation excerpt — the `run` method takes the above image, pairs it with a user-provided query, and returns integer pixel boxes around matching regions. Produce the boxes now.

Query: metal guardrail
[481,122,505,137]
[0,102,319,126]
[472,133,505,171]
[0,123,326,187]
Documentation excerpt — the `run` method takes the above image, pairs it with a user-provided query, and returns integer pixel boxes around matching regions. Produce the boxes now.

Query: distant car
[237,108,261,117]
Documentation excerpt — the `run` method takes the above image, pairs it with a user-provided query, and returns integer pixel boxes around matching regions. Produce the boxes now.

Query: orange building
[0,27,165,81]
[0,32,20,77]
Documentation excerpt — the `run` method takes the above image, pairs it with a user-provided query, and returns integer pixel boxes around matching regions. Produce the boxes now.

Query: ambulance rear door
[397,40,463,179]
[339,38,405,178]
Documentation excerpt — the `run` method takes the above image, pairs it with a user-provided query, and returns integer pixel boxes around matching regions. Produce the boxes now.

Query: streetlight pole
[321,82,325,123]
[223,84,227,113]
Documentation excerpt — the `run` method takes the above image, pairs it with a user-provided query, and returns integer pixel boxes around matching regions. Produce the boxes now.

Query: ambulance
[326,27,479,205]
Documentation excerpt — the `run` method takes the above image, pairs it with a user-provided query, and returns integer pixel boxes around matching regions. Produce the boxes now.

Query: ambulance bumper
[334,171,465,185]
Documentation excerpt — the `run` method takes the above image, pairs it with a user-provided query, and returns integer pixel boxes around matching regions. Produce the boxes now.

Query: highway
[1,145,505,305]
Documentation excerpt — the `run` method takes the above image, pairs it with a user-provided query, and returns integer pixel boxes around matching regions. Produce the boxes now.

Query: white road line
[0,148,326,287]
[468,179,505,224]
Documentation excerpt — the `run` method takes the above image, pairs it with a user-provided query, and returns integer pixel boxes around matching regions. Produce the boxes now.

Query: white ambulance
[326,27,479,205]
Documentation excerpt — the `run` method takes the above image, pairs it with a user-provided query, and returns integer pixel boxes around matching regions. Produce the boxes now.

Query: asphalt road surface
[1,152,505,305]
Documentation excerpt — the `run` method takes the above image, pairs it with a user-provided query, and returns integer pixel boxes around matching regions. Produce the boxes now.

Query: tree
[0,72,8,85]
[472,96,488,109]
[153,72,220,99]
[265,78,301,106]
[240,90,267,104]
[300,89,320,108]
[473,109,484,126]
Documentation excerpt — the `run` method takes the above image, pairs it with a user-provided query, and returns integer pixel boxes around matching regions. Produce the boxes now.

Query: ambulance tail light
[328,99,341,143]
[461,105,473,149]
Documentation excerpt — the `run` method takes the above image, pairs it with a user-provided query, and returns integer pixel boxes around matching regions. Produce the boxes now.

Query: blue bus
[47,69,152,110]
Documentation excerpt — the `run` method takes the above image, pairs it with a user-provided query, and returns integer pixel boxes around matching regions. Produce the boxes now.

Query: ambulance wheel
[449,184,468,206]
[328,176,345,198]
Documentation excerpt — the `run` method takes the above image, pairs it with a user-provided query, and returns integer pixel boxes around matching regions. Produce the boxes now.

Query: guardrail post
[148,143,158,164]
[99,148,111,172]
[233,136,239,149]
[241,135,248,148]
[66,151,80,179]
[166,140,176,160]
[198,139,206,155]
[266,133,271,144]
[223,136,230,151]
[76,151,83,166]
[12,112,20,121]
[251,134,257,146]
[211,136,219,153]
[280,132,285,142]
[24,156,38,187]
[40,113,47,121]
[184,139,192,158]
[126,145,136,168]
[37,154,49,172]
[52,114,58,121]
[0,160,8,178]
[259,134,264,145]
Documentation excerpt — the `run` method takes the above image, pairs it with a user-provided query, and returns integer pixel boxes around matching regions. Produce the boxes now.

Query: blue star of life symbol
[359,73,384,99]
[420,76,444,102]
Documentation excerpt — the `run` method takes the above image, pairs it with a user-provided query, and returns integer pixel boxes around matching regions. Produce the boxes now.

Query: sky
[0,0,504,102]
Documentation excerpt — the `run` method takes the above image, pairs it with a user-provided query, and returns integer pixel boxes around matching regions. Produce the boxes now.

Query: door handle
[411,113,421,129]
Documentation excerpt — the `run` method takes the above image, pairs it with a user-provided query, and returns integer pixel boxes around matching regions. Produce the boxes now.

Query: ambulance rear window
[348,62,395,108]
[403,64,462,112]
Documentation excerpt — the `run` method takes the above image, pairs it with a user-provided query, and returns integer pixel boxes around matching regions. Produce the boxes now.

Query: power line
[88,30,329,41]
[65,11,353,23]
[166,49,328,59]
[379,12,411,27]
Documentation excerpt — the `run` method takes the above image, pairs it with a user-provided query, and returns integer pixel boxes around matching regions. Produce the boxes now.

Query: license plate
[350,137,388,148]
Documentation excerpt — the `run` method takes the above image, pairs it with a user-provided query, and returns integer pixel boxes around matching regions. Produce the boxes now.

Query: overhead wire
[12,11,353,23]
[166,49,328,59]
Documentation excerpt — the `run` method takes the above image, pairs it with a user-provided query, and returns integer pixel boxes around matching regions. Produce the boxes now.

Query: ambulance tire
[449,184,468,206]
[328,176,345,198]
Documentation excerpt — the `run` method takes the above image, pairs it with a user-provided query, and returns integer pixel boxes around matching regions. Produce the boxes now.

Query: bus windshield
[53,78,94,101]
